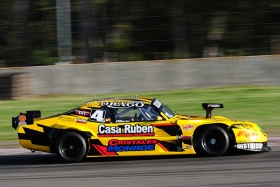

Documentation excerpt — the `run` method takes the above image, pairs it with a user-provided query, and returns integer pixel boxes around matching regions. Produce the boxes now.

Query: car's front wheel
[195,126,229,156]
[55,132,87,163]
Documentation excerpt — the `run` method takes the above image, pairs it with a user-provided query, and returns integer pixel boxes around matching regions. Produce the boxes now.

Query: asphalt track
[0,139,280,187]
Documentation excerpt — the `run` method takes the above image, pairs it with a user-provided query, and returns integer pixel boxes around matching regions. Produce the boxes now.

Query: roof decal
[99,101,145,108]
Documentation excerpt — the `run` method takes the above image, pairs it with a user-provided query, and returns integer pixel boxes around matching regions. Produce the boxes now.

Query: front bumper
[235,142,271,152]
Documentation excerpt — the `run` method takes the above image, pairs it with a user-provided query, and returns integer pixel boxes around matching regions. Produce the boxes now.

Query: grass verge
[1,86,280,141]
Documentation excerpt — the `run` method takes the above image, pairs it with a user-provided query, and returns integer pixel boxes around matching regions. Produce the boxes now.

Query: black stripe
[88,139,103,156]
[19,127,50,146]
[158,141,177,151]
[155,126,179,136]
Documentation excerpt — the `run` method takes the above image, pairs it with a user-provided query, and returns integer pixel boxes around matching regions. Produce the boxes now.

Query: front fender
[231,125,267,143]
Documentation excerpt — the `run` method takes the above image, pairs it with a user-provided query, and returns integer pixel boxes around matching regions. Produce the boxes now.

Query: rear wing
[12,110,41,129]
[202,103,224,118]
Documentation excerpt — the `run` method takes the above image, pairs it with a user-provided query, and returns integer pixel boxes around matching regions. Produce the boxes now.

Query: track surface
[0,145,279,187]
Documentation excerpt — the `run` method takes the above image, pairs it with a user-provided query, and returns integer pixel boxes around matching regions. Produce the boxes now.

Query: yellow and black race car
[12,97,271,162]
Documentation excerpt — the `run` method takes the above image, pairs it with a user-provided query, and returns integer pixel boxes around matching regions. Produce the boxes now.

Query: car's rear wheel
[195,126,229,156]
[55,132,87,163]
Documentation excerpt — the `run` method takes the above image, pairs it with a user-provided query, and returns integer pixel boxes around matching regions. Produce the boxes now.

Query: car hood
[175,114,231,121]
[174,115,259,129]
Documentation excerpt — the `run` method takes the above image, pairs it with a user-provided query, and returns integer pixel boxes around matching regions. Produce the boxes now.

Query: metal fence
[0,0,280,67]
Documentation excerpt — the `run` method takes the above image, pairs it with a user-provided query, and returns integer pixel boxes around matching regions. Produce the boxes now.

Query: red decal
[157,142,168,152]
[108,139,118,146]
[237,131,258,138]
[182,124,194,130]
[108,139,158,146]
[181,136,192,140]
[74,109,90,116]
[92,144,117,156]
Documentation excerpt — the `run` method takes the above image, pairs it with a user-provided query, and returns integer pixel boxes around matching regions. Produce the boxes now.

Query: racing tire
[195,126,229,156]
[55,132,87,163]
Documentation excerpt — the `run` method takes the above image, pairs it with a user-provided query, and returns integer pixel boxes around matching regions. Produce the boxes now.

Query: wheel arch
[50,128,92,153]
[193,123,236,149]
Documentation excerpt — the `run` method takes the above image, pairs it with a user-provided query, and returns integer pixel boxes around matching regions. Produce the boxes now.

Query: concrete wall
[1,55,280,96]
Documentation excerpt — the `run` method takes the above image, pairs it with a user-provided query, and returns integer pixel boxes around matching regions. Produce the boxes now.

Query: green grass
[1,86,280,141]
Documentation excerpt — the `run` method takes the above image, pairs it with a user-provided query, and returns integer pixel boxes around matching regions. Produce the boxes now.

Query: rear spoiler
[202,103,224,118]
[12,110,41,129]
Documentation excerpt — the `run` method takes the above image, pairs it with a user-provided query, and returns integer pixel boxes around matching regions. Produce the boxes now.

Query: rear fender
[50,124,93,153]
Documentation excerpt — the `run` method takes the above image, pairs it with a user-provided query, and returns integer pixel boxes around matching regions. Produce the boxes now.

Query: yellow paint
[14,97,268,158]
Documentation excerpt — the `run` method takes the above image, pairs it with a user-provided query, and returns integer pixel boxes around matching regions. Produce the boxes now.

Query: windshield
[152,98,177,119]
[161,104,176,118]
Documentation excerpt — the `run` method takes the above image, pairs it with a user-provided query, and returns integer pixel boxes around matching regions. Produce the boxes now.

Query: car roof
[80,97,155,110]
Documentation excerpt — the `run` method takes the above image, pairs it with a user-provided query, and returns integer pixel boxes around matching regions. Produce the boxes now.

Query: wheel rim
[202,130,226,153]
[60,136,83,159]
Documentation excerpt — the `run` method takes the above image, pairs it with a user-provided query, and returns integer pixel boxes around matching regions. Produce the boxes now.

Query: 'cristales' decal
[107,139,157,152]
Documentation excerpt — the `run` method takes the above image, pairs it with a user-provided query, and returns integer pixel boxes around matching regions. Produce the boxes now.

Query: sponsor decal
[233,124,254,129]
[76,118,87,124]
[183,145,192,149]
[98,124,154,137]
[237,131,258,138]
[107,139,157,152]
[58,116,75,122]
[18,115,27,125]
[99,101,144,108]
[153,99,162,108]
[116,119,130,122]
[74,109,90,116]
[208,104,220,107]
[236,143,263,151]
[182,124,194,130]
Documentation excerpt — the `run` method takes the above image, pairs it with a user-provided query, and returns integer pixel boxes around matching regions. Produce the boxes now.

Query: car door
[86,106,158,156]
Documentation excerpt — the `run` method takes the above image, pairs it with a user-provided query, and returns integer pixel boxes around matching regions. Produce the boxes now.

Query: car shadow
[0,150,262,166]
[0,153,60,165]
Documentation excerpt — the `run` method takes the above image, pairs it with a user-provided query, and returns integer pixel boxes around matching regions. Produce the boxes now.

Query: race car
[12,97,271,162]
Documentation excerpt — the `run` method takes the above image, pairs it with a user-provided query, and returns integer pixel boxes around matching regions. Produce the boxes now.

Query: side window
[139,105,163,121]
[113,105,163,122]
[114,108,142,122]
[101,107,112,122]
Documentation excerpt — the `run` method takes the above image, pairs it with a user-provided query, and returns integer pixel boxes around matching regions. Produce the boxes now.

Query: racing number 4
[89,109,106,122]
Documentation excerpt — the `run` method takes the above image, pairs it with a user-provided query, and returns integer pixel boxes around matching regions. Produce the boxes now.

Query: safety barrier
[1,55,280,98]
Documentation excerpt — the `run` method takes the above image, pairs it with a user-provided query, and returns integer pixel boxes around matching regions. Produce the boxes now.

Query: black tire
[55,132,87,163]
[195,126,229,156]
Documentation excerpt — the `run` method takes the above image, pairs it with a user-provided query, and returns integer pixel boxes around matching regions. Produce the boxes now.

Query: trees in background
[0,0,279,66]
[0,0,57,67]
